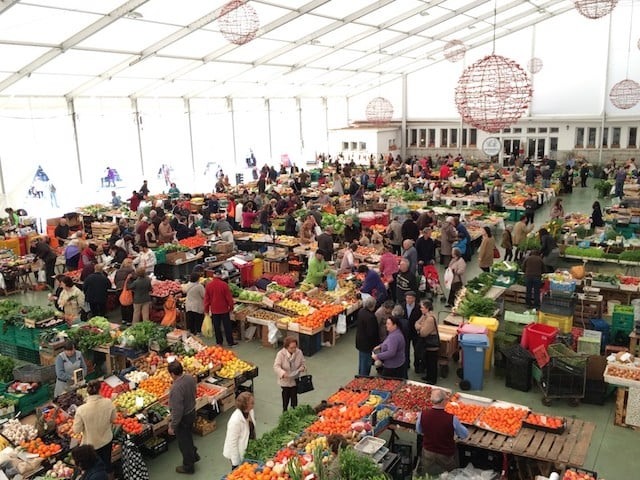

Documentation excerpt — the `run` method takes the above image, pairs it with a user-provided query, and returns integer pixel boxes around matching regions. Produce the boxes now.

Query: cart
[437,324,459,378]
[423,264,443,298]
[538,343,587,407]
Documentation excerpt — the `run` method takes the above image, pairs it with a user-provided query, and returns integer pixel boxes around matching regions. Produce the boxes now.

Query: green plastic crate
[6,386,49,416]
[0,342,18,358]
[14,327,39,350]
[0,320,15,343]
[16,346,41,365]
[503,311,536,336]
[153,249,167,264]
[612,311,634,334]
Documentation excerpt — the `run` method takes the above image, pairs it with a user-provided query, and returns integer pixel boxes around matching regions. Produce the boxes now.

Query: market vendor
[54,217,70,245]
[415,389,468,476]
[54,340,88,397]
[304,250,330,286]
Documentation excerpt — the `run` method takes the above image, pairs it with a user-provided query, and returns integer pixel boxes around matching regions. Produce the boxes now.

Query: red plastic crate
[520,323,559,354]
[236,262,255,287]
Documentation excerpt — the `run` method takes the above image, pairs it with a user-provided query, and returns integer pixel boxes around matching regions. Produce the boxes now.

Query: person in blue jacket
[357,265,388,307]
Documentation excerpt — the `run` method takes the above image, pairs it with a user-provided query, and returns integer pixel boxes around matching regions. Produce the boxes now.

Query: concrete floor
[15,181,637,479]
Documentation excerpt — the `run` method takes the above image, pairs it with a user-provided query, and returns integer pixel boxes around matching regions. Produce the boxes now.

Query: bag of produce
[202,314,213,338]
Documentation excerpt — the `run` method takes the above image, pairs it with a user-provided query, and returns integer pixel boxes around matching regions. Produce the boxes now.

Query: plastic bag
[37,270,47,283]
[202,314,213,338]
[336,314,347,334]
[444,267,454,289]
[267,321,281,345]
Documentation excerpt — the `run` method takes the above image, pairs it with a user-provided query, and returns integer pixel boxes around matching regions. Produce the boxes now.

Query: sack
[119,275,133,306]
[37,270,47,283]
[444,267,454,290]
[202,314,213,338]
[336,314,347,334]
[295,374,314,394]
[493,247,501,259]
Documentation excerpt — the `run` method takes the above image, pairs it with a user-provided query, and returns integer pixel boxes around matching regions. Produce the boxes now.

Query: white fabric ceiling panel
[74,97,134,114]
[246,2,298,29]
[0,45,49,71]
[134,0,226,26]
[192,83,235,97]
[275,67,324,84]
[26,0,125,15]
[311,0,378,19]
[393,15,439,34]
[2,73,92,96]
[268,45,333,66]
[36,50,130,76]
[346,53,393,71]
[370,56,417,73]
[306,50,366,70]
[347,29,406,52]
[156,30,229,58]
[231,65,289,83]
[0,4,100,44]
[217,38,288,63]
[267,15,334,42]
[464,2,507,21]
[357,0,424,26]
[79,77,156,97]
[116,57,195,79]
[181,62,248,81]
[77,19,179,52]
[314,23,373,47]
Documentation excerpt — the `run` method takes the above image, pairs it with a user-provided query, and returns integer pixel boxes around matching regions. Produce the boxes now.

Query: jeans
[212,312,235,345]
[281,386,298,411]
[542,179,550,189]
[525,277,541,308]
[358,350,373,376]
[176,409,197,471]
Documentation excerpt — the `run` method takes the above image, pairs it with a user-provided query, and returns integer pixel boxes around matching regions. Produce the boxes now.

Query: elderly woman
[339,242,358,273]
[477,226,496,272]
[182,272,206,335]
[128,267,152,324]
[372,317,406,379]
[355,296,380,376]
[415,300,439,384]
[273,336,307,412]
[58,276,85,321]
[114,258,135,324]
[446,248,466,308]
[55,340,88,397]
[223,392,257,470]
[440,216,457,266]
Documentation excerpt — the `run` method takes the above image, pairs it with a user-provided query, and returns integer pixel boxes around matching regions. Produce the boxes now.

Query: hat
[405,291,417,298]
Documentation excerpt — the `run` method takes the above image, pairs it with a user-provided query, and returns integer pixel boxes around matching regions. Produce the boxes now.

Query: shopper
[339,242,357,273]
[591,201,604,228]
[168,361,198,474]
[439,217,457,266]
[416,228,436,265]
[379,243,399,281]
[158,216,175,244]
[358,265,388,306]
[402,239,418,276]
[524,193,537,224]
[73,380,116,476]
[128,267,152,324]
[415,389,468,476]
[403,291,422,374]
[83,264,111,318]
[395,259,419,305]
[386,216,403,255]
[316,226,334,261]
[375,300,394,342]
[415,300,439,384]
[539,228,560,273]
[71,445,108,480]
[445,248,466,308]
[513,216,534,261]
[54,340,87,397]
[30,236,57,288]
[355,297,380,376]
[204,273,236,347]
[273,336,307,411]
[523,250,545,309]
[502,225,513,262]
[372,317,406,379]
[182,272,205,335]
[478,226,495,272]
[615,165,626,199]
[113,259,134,324]
[401,214,420,242]
[133,242,156,275]
[550,198,564,220]
[54,218,70,245]
[223,392,256,469]
[58,276,85,321]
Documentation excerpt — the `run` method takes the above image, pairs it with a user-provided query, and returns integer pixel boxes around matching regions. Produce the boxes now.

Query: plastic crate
[299,332,322,357]
[612,311,634,336]
[540,293,576,316]
[521,323,559,353]
[589,319,610,349]
[13,364,56,383]
[140,437,168,458]
[494,332,519,371]
[538,311,573,334]
[577,336,600,355]
[504,344,534,392]
[0,342,18,358]
[16,346,41,365]
[14,327,39,350]
[503,311,536,336]
[0,321,15,343]
[550,279,576,293]
[6,386,49,416]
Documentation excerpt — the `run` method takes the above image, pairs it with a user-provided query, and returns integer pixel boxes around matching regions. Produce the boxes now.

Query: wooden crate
[263,259,289,274]
[193,419,216,436]
[220,392,235,412]
[39,351,56,366]
[615,387,640,431]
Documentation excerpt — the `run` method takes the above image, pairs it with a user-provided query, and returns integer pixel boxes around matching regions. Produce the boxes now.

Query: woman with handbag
[415,300,440,384]
[445,248,466,308]
[273,336,307,412]
[478,226,496,272]
[115,259,134,325]
[222,392,256,470]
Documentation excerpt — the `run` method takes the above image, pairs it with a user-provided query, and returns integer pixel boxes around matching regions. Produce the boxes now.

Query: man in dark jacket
[401,215,419,242]
[523,250,545,309]
[83,264,111,317]
[395,259,418,304]
[31,236,57,289]
[316,227,334,262]
[342,217,360,245]
[416,228,436,265]
[355,296,380,376]
[168,361,198,474]
[403,291,423,373]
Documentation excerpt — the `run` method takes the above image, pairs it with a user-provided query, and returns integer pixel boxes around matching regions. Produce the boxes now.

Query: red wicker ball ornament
[573,0,618,19]
[444,40,466,63]
[218,0,260,45]
[455,54,532,133]
[527,57,543,74]
[365,97,394,125]
[609,79,640,110]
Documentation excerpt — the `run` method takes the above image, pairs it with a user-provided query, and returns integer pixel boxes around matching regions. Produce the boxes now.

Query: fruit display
[303,435,328,455]
[151,280,182,297]
[605,364,640,383]
[21,438,62,458]
[113,390,157,416]
[133,351,167,373]
[57,419,82,441]
[562,469,597,480]
[180,355,209,376]
[99,380,129,399]
[124,370,150,384]
[217,359,254,379]
[390,384,433,412]
[196,383,226,399]
[6,381,39,394]
[43,408,67,426]
[2,419,38,444]
[362,394,385,408]
[375,406,394,425]
[393,409,419,426]
[236,289,264,302]
[344,377,402,392]
[444,396,485,425]
[295,304,345,330]
[225,462,260,480]
[267,282,290,294]
[327,390,369,405]
[476,405,528,436]
[195,345,236,366]
[138,370,173,398]
[55,391,84,411]
[306,405,373,435]
[146,404,170,425]
[114,412,145,435]
[178,236,206,249]
[355,246,377,257]
[276,299,313,316]
[45,460,74,478]
[523,413,565,431]
[246,308,286,323]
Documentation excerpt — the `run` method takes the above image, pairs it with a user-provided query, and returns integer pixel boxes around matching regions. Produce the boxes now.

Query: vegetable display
[338,447,386,480]
[66,324,113,353]
[0,354,15,382]
[120,321,171,350]
[455,292,497,318]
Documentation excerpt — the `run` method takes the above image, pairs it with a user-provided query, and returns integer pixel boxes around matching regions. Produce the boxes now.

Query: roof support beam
[0,0,18,15]
[0,0,150,94]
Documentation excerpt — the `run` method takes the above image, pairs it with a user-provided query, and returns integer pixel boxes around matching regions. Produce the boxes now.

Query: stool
[605,345,629,356]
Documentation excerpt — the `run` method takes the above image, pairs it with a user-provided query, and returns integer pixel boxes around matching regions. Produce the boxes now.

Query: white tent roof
[0,0,582,99]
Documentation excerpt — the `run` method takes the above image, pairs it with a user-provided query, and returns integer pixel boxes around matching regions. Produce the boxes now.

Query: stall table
[629,331,640,356]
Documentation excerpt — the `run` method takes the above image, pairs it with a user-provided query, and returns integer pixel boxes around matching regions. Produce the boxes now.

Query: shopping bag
[444,267,454,290]
[336,314,347,334]
[119,275,133,306]
[267,321,281,345]
[202,314,214,338]
[295,374,314,394]
[493,247,501,259]
[37,270,47,283]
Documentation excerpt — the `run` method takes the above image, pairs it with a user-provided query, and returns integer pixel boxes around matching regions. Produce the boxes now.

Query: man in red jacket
[203,275,237,347]
[415,389,468,476]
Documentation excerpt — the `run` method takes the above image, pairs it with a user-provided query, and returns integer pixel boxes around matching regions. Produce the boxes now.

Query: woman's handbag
[295,374,314,394]
[119,275,133,306]
[423,316,440,349]
[493,247,501,259]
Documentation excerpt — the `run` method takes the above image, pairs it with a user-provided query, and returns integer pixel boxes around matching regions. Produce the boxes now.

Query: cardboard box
[220,393,235,412]
[212,241,233,254]
[587,355,607,380]
[166,251,188,265]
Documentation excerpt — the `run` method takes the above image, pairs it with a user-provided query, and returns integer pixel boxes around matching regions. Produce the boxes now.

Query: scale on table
[582,286,601,301]
[354,436,389,464]
[212,261,239,280]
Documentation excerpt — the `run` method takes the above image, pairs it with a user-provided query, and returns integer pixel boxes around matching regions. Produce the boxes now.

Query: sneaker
[176,466,194,474]
[228,342,238,348]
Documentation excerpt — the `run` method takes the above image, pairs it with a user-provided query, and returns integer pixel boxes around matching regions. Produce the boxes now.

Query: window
[629,127,637,148]
[527,127,536,133]
[612,127,621,147]
[550,137,558,152]
[428,129,436,147]
[538,127,547,133]
[469,128,477,146]
[419,128,427,147]
[602,127,608,147]
[587,128,596,148]
[503,128,511,133]
[503,139,512,155]
[537,139,545,158]
[575,128,585,148]
[342,142,348,150]
[461,129,467,146]
[513,128,522,133]
[359,142,366,150]
[409,129,417,147]
[440,128,448,147]
[350,142,357,150]
[450,129,458,147]
[550,127,559,133]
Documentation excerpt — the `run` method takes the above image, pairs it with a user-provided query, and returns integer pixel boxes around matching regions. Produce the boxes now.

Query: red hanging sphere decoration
[527,57,543,74]
[443,40,466,63]
[365,97,394,125]
[573,0,618,19]
[610,79,640,110]
[455,54,532,133]
[218,0,260,46]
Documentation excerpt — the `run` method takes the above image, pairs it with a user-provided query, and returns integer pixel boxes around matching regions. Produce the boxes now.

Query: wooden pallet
[459,418,595,469]
[615,387,640,431]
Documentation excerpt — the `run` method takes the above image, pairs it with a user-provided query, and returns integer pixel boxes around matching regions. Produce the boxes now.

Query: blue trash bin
[460,333,490,390]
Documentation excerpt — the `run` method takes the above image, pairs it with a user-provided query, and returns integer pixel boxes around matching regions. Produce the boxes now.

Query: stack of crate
[539,291,576,334]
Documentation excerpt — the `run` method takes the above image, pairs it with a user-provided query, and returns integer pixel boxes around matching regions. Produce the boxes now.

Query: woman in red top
[128,191,141,212]
[204,275,236,347]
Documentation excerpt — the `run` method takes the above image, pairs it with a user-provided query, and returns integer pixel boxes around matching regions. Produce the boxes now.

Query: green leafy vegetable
[0,355,15,382]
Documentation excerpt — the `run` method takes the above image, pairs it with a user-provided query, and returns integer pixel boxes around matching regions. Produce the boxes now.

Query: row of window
[503,127,560,134]
[341,141,367,151]
[407,128,477,148]
[575,126,637,149]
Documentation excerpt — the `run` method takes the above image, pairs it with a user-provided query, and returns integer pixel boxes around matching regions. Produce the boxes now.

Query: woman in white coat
[223,392,256,470]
